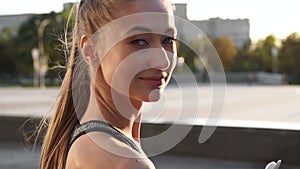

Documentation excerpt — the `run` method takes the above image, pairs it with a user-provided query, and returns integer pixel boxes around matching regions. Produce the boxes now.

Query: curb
[1,116,300,165]
[141,123,300,166]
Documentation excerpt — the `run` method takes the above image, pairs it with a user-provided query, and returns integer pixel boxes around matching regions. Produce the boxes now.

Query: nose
[149,47,172,71]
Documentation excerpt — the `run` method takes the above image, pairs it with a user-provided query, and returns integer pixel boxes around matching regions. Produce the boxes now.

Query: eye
[131,39,149,46]
[162,37,176,45]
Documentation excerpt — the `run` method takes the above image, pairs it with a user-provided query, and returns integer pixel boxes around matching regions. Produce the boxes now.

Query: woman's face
[97,0,176,102]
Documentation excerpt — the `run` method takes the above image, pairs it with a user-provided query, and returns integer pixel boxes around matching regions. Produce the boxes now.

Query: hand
[265,160,281,169]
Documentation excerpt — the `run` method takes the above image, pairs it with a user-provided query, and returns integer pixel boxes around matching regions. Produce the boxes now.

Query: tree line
[0,6,300,85]
[177,33,300,84]
[0,5,73,85]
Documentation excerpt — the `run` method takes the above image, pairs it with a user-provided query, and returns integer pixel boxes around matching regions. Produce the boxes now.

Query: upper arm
[120,158,156,169]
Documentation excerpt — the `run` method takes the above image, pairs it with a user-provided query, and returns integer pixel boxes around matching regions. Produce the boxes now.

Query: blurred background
[0,0,299,169]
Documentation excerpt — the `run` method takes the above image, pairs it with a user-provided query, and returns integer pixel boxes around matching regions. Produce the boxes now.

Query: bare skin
[66,132,155,169]
[65,0,175,168]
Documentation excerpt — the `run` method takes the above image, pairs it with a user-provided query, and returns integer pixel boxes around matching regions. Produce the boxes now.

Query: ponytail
[39,1,116,168]
[39,4,84,169]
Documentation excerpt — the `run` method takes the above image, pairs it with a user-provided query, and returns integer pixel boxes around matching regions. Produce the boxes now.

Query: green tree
[211,36,237,71]
[0,28,16,77]
[176,41,198,72]
[232,41,262,72]
[279,32,300,83]
[261,34,276,72]
[11,15,39,77]
[0,4,74,83]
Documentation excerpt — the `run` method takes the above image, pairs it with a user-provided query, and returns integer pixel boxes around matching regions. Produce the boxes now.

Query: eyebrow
[127,26,176,35]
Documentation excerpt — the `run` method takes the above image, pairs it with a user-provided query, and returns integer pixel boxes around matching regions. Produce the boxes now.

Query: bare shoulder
[65,132,155,169]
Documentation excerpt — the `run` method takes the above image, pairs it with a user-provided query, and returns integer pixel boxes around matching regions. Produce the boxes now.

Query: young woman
[39,0,177,168]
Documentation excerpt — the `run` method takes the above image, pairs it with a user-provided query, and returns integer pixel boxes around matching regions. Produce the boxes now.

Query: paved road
[0,144,40,169]
[0,144,299,169]
[1,85,300,128]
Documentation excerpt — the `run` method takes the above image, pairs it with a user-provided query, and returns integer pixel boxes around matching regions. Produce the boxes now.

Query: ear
[80,35,97,65]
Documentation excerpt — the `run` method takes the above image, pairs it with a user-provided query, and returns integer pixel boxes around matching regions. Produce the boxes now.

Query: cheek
[101,54,146,95]
[100,61,112,85]
[168,51,177,72]
[100,54,121,86]
[98,44,127,84]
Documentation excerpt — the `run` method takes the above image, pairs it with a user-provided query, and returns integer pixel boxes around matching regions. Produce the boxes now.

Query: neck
[81,85,143,141]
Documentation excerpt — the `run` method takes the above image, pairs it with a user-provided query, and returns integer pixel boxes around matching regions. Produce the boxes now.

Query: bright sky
[1,0,299,41]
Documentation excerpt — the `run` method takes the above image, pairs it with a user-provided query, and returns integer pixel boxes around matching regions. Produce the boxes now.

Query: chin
[132,88,164,102]
[146,88,163,102]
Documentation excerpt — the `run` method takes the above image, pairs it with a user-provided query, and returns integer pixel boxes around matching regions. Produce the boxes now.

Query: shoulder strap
[69,120,141,153]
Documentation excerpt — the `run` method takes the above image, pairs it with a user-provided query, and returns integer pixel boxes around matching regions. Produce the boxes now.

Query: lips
[139,76,166,87]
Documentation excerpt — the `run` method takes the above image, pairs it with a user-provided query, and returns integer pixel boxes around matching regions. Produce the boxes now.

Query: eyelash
[131,37,176,47]
[131,39,148,46]
[163,37,176,45]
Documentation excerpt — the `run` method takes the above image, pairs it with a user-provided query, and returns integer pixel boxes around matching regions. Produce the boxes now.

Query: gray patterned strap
[69,120,140,153]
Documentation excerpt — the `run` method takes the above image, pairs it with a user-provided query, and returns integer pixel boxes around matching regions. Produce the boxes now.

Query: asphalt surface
[1,85,300,124]
[0,144,284,169]
[0,144,299,169]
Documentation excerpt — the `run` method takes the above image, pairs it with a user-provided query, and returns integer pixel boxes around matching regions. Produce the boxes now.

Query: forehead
[104,12,177,45]
[107,0,176,37]
[91,12,176,55]
[122,12,176,35]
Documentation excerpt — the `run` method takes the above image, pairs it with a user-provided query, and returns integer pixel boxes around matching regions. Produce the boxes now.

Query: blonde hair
[39,0,116,168]
[39,0,175,168]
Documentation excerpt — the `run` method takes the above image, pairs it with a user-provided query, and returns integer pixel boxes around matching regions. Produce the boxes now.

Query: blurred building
[175,4,250,49]
[0,3,250,49]
[0,3,76,36]
[0,14,32,35]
